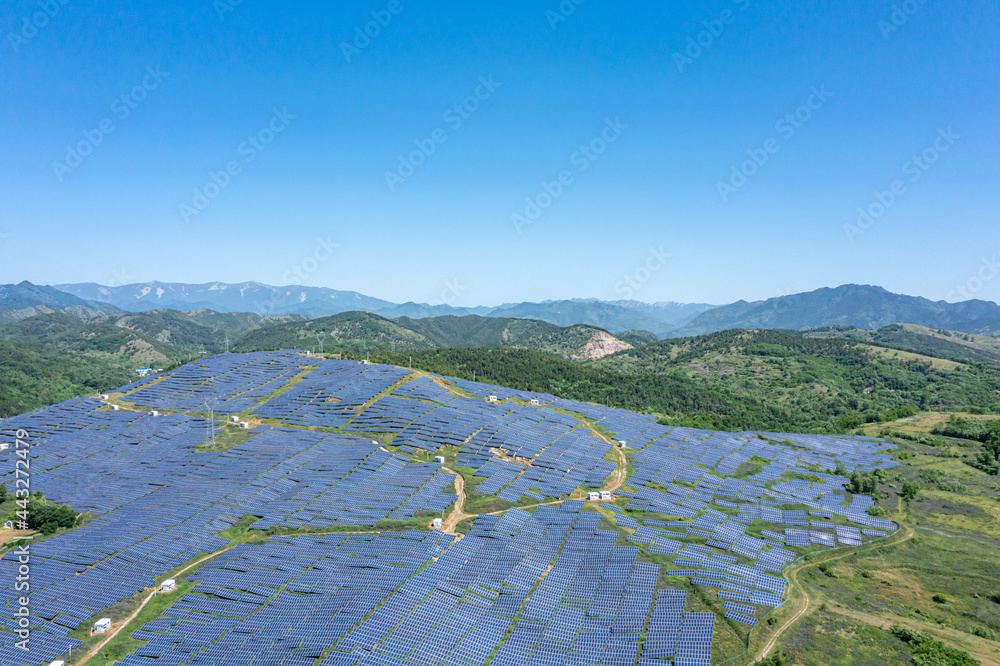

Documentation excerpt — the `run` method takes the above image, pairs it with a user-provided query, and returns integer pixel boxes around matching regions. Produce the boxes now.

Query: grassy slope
[806,323,1000,365]
[747,432,1000,666]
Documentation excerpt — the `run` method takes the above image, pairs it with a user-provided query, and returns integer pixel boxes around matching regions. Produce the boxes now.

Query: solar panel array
[0,352,903,665]
[254,360,412,427]
[122,531,452,665]
[126,351,315,412]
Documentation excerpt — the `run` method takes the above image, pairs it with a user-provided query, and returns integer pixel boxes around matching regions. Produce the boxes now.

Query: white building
[110,404,120,411]
[3,521,12,529]
[50,661,65,666]
[93,618,112,634]
[600,491,612,501]
[530,398,540,406]
[230,415,240,423]
[150,411,159,417]
[432,518,443,529]
[587,492,600,501]
[100,394,110,401]
[160,579,176,592]
[617,440,627,448]
[487,395,499,403]
[239,421,250,430]
[136,368,153,377]
[434,456,445,464]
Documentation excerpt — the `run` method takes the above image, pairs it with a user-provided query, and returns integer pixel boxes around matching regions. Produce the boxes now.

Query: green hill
[233,311,434,353]
[0,312,182,366]
[0,340,135,417]
[182,308,306,337]
[394,315,554,348]
[233,312,643,360]
[0,309,302,367]
[805,323,1000,365]
[592,328,1000,430]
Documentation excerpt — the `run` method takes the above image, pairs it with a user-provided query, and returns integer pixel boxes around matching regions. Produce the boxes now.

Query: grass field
[740,424,1000,666]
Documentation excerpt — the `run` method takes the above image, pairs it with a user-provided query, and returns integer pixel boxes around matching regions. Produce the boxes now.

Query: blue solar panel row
[0,352,905,665]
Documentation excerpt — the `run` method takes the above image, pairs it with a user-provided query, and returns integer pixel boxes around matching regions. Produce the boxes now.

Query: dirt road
[78,548,235,665]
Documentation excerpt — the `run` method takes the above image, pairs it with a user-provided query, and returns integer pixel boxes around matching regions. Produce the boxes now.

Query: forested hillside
[0,340,135,417]
[358,335,1000,432]
[595,329,1000,430]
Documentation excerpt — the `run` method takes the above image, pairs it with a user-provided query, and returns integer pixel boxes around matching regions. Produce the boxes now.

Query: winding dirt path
[440,468,471,534]
[78,548,235,664]
[755,526,916,663]
[608,445,628,492]
[758,561,811,661]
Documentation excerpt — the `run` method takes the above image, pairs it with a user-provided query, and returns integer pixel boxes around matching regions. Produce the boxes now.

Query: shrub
[891,625,979,665]
[25,498,77,532]
[900,481,921,501]
[932,593,948,604]
[971,626,994,640]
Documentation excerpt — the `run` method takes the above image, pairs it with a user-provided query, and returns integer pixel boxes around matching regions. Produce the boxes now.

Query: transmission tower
[316,332,326,355]
[204,399,216,448]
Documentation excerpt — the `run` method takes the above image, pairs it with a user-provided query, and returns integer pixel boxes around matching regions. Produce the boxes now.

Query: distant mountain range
[52,281,713,336]
[0,281,119,323]
[2,280,997,339]
[675,284,1000,337]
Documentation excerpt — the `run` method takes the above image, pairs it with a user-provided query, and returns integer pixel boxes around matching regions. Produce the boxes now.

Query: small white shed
[150,411,159,417]
[238,421,250,430]
[434,456,445,464]
[93,618,112,634]
[230,415,240,423]
[600,491,612,501]
[432,518,443,529]
[160,579,176,592]
[587,492,600,501]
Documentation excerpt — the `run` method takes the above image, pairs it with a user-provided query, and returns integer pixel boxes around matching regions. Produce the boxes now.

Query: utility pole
[204,400,216,448]
[225,333,229,354]
[316,332,326,355]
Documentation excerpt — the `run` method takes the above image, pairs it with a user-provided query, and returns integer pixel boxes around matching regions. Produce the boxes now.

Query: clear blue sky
[2,1,998,307]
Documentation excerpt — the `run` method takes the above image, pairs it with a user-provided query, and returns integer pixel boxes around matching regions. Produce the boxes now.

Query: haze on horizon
[2,2,998,308]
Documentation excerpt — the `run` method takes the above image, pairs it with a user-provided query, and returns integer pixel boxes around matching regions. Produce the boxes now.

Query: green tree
[972,433,1000,475]
[900,481,921,502]
[25,498,77,532]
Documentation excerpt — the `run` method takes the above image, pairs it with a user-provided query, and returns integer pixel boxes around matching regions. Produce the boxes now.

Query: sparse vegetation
[890,625,979,666]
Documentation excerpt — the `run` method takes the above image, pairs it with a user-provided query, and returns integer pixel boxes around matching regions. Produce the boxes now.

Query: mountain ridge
[13,281,1000,339]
